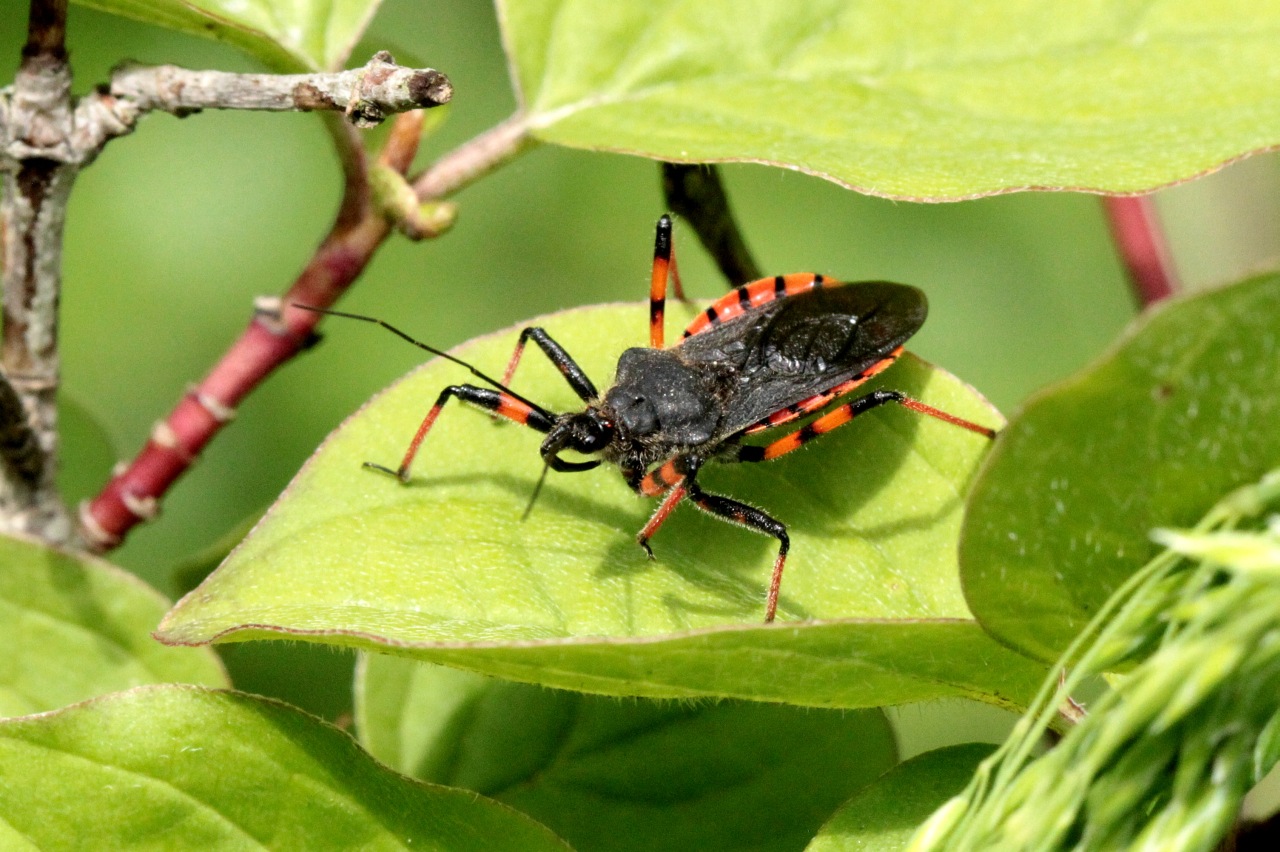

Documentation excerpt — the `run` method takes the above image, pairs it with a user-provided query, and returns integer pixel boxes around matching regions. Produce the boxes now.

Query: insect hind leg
[684,480,790,623]
[736,389,996,463]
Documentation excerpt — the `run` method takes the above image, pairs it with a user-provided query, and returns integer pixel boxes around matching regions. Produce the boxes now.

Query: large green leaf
[72,0,383,71]
[806,744,994,852]
[356,654,896,852]
[498,0,1280,199]
[0,533,225,717]
[159,302,1045,710]
[962,271,1280,661]
[0,685,569,849]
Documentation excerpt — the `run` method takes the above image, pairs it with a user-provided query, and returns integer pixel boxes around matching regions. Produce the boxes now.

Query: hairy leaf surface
[161,302,1044,710]
[357,655,896,852]
[963,272,1280,660]
[500,0,1280,198]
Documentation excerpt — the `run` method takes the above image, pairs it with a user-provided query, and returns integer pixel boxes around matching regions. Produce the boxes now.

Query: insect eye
[577,418,613,452]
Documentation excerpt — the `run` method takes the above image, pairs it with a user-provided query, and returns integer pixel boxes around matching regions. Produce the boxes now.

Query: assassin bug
[299,215,996,622]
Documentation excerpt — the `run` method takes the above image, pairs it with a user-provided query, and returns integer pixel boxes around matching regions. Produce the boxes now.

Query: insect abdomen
[678,281,928,435]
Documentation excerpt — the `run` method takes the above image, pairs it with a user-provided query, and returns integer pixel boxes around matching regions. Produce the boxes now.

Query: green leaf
[168,509,264,598]
[962,272,1280,662]
[806,744,994,852]
[72,0,384,71]
[159,302,1045,710]
[0,533,226,717]
[498,0,1280,199]
[0,685,569,850]
[57,396,117,508]
[356,654,897,852]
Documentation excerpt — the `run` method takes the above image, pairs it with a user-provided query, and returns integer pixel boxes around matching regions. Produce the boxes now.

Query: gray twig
[0,22,453,545]
[109,51,451,128]
[0,0,75,542]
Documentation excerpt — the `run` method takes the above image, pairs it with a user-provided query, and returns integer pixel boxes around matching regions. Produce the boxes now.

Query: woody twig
[1,0,452,547]
[81,111,538,550]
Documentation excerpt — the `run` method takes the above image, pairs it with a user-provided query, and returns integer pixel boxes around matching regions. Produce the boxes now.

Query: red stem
[1102,195,1180,308]
[80,113,425,550]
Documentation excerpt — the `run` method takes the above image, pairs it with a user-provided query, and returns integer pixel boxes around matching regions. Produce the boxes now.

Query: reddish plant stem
[411,114,530,200]
[1,29,450,548]
[81,113,425,550]
[1102,195,1180,308]
[82,110,531,551]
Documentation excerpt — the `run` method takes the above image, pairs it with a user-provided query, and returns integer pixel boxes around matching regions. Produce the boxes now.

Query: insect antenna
[293,304,553,418]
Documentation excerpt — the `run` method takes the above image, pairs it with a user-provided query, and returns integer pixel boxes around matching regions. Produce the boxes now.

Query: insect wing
[675,281,928,436]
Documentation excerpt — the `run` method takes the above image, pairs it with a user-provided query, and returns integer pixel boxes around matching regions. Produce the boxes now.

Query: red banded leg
[683,479,790,622]
[682,273,828,339]
[736,389,996,464]
[636,483,688,558]
[498,327,599,402]
[633,455,695,556]
[648,214,687,349]
[632,456,790,622]
[367,384,555,481]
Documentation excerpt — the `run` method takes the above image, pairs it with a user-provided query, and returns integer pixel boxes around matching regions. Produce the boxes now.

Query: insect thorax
[602,348,727,451]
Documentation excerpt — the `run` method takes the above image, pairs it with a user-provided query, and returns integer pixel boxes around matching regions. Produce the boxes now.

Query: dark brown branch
[23,0,66,63]
[1102,195,1180,308]
[1237,811,1280,850]
[0,369,43,486]
[662,163,761,287]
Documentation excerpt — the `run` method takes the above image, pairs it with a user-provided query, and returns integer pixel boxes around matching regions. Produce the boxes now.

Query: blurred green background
[2,1,1279,729]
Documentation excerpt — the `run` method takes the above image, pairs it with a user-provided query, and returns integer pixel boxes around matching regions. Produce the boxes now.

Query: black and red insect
[300,215,996,622]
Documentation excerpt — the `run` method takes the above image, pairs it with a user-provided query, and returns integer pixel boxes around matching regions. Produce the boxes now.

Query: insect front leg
[632,456,697,558]
[368,385,554,482]
[734,389,996,463]
[498,327,599,402]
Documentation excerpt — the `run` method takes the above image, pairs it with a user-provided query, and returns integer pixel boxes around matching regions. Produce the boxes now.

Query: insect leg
[498,327,599,402]
[633,456,696,556]
[632,456,790,621]
[683,479,790,623]
[735,389,996,463]
[369,385,555,481]
[649,214,686,349]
